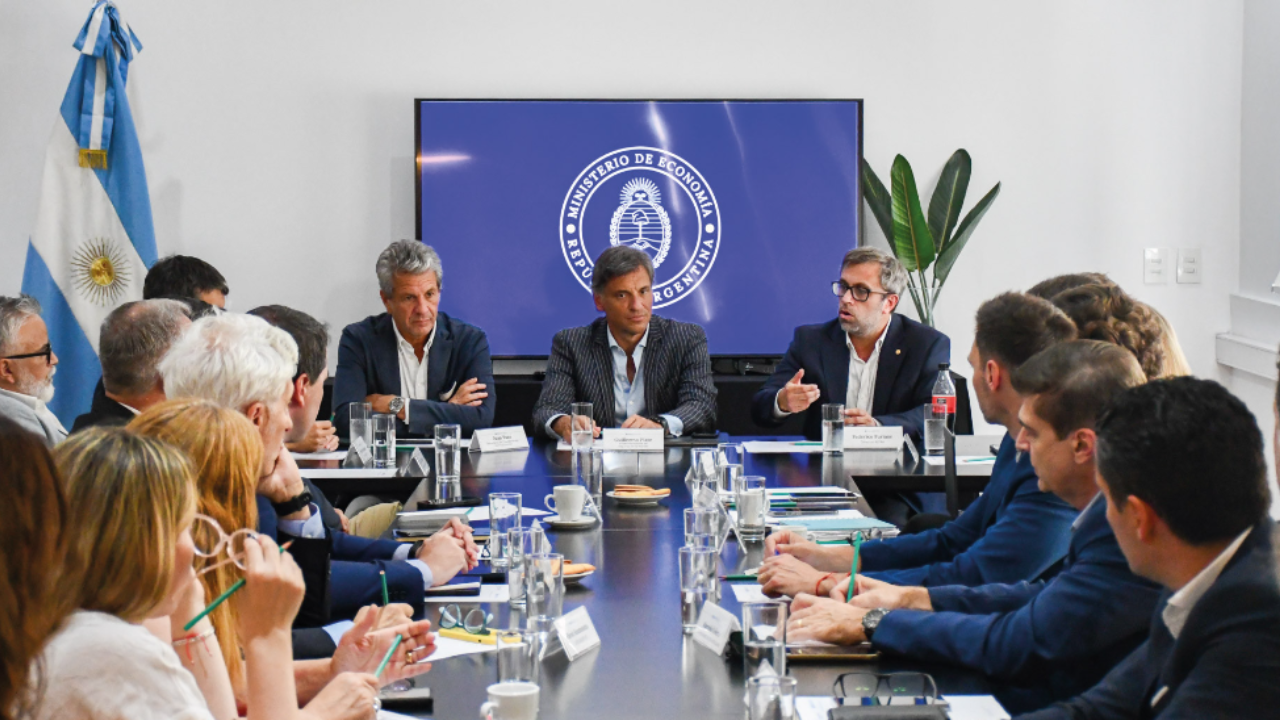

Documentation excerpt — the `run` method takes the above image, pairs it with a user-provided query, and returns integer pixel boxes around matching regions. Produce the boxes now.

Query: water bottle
[925,364,955,456]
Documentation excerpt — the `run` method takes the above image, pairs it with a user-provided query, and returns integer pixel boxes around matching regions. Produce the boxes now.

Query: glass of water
[348,402,372,464]
[679,545,716,633]
[736,475,768,541]
[488,493,522,569]
[524,552,565,629]
[495,629,540,685]
[371,414,396,469]
[719,462,743,497]
[747,676,797,720]
[924,411,947,457]
[434,423,461,482]
[570,402,594,450]
[716,442,746,471]
[742,601,788,678]
[575,446,604,516]
[822,403,845,454]
[684,507,717,546]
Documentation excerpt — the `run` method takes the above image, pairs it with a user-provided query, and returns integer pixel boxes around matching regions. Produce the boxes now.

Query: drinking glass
[684,507,717,546]
[348,402,372,463]
[747,676,797,720]
[574,446,604,516]
[525,552,565,629]
[679,545,716,633]
[689,447,716,486]
[736,475,767,541]
[716,442,746,471]
[570,402,593,450]
[434,423,461,483]
[822,404,845,454]
[489,493,522,569]
[719,462,743,497]
[924,413,947,456]
[506,526,548,608]
[742,601,788,678]
[371,414,396,468]
[495,629,540,685]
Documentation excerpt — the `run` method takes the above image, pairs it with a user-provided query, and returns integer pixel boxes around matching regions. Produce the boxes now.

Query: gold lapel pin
[895,349,901,355]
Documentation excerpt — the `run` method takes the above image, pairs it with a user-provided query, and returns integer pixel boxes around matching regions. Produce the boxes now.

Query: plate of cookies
[608,485,671,507]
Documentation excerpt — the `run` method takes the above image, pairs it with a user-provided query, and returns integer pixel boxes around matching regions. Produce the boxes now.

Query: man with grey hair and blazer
[0,295,66,445]
[751,247,950,442]
[534,245,717,441]
[334,240,495,438]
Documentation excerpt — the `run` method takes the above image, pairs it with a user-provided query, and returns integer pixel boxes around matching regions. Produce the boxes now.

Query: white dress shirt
[772,319,888,421]
[0,386,67,444]
[1161,526,1252,639]
[393,321,436,425]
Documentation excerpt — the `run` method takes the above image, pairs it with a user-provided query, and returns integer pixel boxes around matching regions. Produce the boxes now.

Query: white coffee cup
[545,485,585,522]
[479,681,539,720]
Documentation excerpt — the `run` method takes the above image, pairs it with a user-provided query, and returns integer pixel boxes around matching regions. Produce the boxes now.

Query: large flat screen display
[416,99,863,356]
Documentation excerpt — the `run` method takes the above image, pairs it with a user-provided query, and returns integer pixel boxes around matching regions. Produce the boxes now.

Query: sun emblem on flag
[71,237,132,306]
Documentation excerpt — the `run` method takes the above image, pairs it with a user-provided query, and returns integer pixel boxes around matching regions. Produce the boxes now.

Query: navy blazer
[1018,520,1280,720]
[872,496,1164,714]
[750,314,949,440]
[860,434,1076,587]
[334,311,495,438]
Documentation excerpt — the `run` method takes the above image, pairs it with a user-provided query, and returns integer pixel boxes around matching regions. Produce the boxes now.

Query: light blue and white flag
[22,0,156,425]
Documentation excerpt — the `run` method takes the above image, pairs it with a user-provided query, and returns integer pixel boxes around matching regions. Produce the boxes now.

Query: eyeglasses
[833,672,938,706]
[440,604,493,634]
[191,513,259,576]
[1,343,53,365]
[832,281,894,303]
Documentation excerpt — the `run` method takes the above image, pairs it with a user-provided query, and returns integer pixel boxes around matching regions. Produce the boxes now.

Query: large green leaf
[934,181,1001,284]
[889,155,935,272]
[861,159,894,245]
[927,149,971,252]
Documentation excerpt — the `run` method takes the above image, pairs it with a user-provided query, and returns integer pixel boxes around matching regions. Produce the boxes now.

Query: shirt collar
[1072,492,1104,532]
[1162,526,1253,639]
[0,386,39,410]
[845,317,890,357]
[393,319,436,355]
[607,324,650,354]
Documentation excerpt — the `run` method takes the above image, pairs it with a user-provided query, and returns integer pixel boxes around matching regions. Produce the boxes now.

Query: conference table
[298,435,1004,719]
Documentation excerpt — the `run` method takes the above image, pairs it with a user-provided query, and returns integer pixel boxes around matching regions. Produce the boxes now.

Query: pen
[184,540,294,631]
[963,456,998,463]
[380,570,390,606]
[375,634,404,678]
[847,532,863,602]
[720,574,759,581]
[794,441,823,446]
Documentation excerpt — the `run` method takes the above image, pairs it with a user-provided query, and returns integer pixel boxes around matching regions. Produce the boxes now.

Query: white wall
[0,1,1246,431]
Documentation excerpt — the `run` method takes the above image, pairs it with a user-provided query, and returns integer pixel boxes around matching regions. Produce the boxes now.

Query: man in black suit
[1019,377,1280,719]
[533,246,717,441]
[70,299,190,433]
[334,240,495,438]
[751,247,950,441]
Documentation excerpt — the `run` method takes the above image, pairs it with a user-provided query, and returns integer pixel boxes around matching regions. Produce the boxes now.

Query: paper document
[421,584,510,604]
[923,455,997,466]
[378,711,420,720]
[291,450,348,461]
[464,506,552,523]
[742,441,825,455]
[730,583,770,603]
[420,633,497,663]
[298,468,398,479]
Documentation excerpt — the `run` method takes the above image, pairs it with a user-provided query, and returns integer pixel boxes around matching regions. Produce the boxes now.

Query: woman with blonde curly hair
[1049,284,1167,381]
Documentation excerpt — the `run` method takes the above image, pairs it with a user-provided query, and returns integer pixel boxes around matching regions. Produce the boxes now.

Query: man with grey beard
[0,295,65,445]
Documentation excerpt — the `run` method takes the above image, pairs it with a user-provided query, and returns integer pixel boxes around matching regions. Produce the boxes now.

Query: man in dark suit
[334,240,495,438]
[532,246,716,440]
[787,341,1163,714]
[759,293,1079,595]
[751,247,949,441]
[1019,377,1280,719]
[71,299,191,433]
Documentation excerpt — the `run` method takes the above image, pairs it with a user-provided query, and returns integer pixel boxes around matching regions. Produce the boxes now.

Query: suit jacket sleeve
[928,579,1047,615]
[258,496,333,628]
[532,330,578,439]
[862,481,1074,588]
[665,324,717,434]
[873,552,1156,680]
[329,558,425,619]
[405,329,496,436]
[1015,641,1154,720]
[858,487,990,579]
[292,628,339,660]
[751,327,807,428]
[333,324,371,439]
[873,331,949,438]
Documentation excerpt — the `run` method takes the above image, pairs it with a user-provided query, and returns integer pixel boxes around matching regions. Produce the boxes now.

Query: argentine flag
[22,1,156,425]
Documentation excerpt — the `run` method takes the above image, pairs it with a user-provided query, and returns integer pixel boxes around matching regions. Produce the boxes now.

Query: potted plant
[861,149,1001,327]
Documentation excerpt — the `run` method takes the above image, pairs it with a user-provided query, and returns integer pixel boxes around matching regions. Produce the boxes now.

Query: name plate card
[471,425,531,453]
[552,607,602,661]
[350,435,374,466]
[844,426,903,450]
[406,448,430,476]
[599,428,664,452]
[692,602,741,655]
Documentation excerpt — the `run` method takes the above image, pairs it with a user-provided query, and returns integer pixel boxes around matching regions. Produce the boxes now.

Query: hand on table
[332,604,436,685]
[300,672,379,720]
[416,524,472,584]
[553,415,600,444]
[447,377,488,407]
[787,593,869,645]
[830,575,933,611]
[765,530,851,573]
[288,421,339,453]
[776,370,820,414]
[843,408,878,427]
[621,415,662,430]
[757,554,834,599]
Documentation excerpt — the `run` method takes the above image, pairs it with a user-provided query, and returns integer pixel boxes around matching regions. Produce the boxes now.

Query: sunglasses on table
[1,343,53,364]
[439,604,493,635]
[833,672,939,706]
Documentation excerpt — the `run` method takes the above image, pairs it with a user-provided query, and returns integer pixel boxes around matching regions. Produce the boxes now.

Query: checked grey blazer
[532,315,717,439]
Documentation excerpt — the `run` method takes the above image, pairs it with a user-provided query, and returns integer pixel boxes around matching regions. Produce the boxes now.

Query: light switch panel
[1143,248,1168,285]
[1176,248,1202,284]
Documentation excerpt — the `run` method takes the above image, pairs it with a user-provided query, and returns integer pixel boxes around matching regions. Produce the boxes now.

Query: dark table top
[315,439,1004,719]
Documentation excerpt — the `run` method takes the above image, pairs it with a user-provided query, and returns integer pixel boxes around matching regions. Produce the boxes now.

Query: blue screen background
[417,100,862,356]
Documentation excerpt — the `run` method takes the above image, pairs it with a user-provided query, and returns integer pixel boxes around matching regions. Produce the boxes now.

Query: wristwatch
[652,416,672,436]
[862,607,891,642]
[272,490,313,517]
[388,396,406,416]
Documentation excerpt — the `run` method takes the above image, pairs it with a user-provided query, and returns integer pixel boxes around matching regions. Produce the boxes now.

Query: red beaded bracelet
[816,573,835,596]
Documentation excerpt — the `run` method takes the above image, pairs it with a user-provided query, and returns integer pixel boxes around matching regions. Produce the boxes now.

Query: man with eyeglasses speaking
[0,295,65,445]
[751,248,949,444]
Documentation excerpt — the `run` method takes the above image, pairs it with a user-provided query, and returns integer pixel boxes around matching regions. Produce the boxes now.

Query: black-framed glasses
[1,343,52,364]
[833,672,939,706]
[439,604,493,634]
[832,281,894,303]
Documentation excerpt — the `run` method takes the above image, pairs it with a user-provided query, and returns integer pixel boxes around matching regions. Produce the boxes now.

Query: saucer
[607,490,666,507]
[563,569,595,585]
[544,513,597,529]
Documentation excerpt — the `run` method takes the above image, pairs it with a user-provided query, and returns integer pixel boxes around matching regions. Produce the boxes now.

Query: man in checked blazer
[533,246,717,441]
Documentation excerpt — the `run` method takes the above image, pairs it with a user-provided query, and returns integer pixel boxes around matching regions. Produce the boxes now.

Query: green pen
[380,570,390,606]
[795,441,823,446]
[375,634,404,678]
[846,532,863,602]
[184,540,294,631]
[963,456,998,463]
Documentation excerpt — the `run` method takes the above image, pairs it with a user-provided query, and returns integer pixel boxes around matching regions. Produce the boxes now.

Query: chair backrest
[950,371,975,435]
